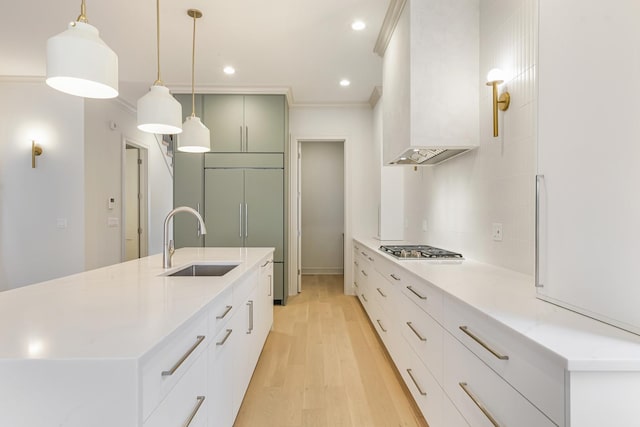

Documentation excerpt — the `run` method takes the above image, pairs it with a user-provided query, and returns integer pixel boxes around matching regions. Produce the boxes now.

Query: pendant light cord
[155,0,162,85]
[190,13,197,117]
[77,0,88,23]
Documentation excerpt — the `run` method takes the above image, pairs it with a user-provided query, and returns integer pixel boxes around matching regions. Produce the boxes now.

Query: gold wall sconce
[32,141,43,168]
[486,68,511,137]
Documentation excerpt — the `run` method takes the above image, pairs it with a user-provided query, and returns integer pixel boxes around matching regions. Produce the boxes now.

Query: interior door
[204,169,244,247]
[124,147,140,260]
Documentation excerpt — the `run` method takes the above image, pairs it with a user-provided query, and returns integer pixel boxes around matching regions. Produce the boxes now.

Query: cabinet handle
[361,270,368,277]
[390,273,401,281]
[535,174,544,288]
[245,203,248,237]
[216,329,233,346]
[376,287,387,298]
[261,259,273,267]
[240,126,244,151]
[354,261,359,267]
[406,322,427,342]
[459,382,501,427]
[184,396,206,427]
[239,204,243,238]
[354,281,359,288]
[268,274,272,297]
[376,319,387,332]
[216,305,232,320]
[459,326,509,360]
[361,251,367,257]
[406,369,427,396]
[161,335,206,376]
[361,293,368,302]
[245,126,249,151]
[368,257,374,262]
[406,286,427,300]
[247,300,254,334]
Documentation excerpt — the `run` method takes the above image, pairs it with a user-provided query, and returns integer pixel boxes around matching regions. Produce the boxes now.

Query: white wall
[84,99,173,271]
[289,106,376,294]
[300,141,344,274]
[403,0,537,274]
[0,81,85,290]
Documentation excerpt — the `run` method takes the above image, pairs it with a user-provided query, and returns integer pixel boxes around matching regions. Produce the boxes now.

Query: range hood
[388,147,474,166]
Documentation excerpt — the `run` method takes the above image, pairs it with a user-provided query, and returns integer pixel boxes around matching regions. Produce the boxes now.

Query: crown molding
[169,85,295,107]
[369,86,382,108]
[373,0,407,57]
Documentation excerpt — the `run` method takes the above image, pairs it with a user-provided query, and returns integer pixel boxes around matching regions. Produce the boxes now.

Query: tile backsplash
[404,0,537,275]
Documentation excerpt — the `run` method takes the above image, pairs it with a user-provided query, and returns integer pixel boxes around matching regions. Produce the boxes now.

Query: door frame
[289,137,351,296]
[121,137,149,260]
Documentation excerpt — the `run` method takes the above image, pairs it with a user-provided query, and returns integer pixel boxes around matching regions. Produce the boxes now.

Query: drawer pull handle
[216,329,233,346]
[368,256,374,262]
[354,261,359,267]
[376,287,387,297]
[247,300,254,334]
[261,259,273,267]
[361,251,367,257]
[361,293,368,302]
[216,305,233,320]
[406,286,427,300]
[184,396,206,427]
[161,335,206,377]
[376,319,387,332]
[390,273,401,281]
[459,382,501,427]
[406,369,427,396]
[406,322,427,342]
[459,326,509,360]
[361,270,368,277]
[354,281,359,288]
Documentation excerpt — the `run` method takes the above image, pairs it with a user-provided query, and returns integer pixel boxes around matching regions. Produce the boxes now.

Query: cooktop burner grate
[379,245,464,260]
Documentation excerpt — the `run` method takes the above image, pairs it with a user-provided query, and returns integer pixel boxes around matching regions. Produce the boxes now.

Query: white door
[297,142,302,293]
[124,147,140,261]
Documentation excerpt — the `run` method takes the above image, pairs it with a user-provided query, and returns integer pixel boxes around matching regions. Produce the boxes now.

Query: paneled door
[204,169,245,248]
[244,169,284,260]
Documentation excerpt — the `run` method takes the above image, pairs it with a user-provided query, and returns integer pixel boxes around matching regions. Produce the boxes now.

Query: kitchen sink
[165,263,239,277]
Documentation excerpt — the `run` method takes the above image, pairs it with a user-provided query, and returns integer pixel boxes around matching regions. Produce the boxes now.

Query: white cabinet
[380,0,479,165]
[536,0,640,334]
[208,323,235,427]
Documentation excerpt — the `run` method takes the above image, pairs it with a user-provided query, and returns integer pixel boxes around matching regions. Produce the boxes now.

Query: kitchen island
[0,247,274,427]
[354,237,640,427]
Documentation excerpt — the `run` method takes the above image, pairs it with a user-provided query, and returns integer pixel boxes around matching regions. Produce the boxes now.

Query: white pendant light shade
[137,85,183,134]
[178,116,210,153]
[46,21,118,99]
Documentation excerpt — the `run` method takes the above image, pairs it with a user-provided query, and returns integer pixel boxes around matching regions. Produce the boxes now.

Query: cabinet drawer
[144,352,207,427]
[208,287,234,336]
[233,269,258,308]
[141,313,208,421]
[397,340,444,427]
[395,270,444,323]
[444,332,557,427]
[399,296,444,384]
[370,268,399,317]
[444,295,565,425]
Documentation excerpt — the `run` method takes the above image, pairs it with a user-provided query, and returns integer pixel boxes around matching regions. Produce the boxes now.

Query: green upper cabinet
[203,94,286,153]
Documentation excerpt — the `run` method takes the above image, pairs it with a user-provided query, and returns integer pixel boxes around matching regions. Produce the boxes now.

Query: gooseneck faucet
[163,206,207,268]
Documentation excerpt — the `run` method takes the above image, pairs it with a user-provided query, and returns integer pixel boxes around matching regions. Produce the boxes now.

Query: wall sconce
[486,68,511,137]
[32,141,43,168]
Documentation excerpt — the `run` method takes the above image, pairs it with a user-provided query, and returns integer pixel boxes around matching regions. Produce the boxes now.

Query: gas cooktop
[379,245,464,260]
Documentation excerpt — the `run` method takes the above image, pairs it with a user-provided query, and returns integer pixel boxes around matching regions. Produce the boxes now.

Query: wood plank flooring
[234,275,428,427]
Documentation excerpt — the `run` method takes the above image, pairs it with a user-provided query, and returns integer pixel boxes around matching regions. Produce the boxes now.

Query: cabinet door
[244,169,284,260]
[204,169,244,248]
[244,95,285,152]
[174,152,204,248]
[537,0,640,333]
[209,324,235,427]
[204,95,244,152]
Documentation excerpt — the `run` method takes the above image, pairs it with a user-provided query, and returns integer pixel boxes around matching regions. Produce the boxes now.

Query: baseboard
[302,268,344,275]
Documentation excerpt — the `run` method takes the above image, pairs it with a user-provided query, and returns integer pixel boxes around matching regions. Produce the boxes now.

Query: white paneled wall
[404,0,537,274]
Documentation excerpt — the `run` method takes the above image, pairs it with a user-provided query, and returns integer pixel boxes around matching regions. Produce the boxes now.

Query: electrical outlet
[492,223,503,241]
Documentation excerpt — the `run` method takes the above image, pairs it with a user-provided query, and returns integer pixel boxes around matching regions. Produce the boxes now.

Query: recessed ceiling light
[351,20,366,31]
[340,79,351,87]
[223,66,236,75]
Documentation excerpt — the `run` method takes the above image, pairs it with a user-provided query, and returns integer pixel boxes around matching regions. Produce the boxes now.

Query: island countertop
[0,247,273,360]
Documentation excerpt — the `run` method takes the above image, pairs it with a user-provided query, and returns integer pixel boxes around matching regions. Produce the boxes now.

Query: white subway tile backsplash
[405,0,537,275]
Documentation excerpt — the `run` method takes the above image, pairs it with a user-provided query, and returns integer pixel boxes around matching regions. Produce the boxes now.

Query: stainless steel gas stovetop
[379,245,463,260]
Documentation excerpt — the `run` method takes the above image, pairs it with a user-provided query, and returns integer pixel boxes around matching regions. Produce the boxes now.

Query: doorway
[297,140,345,292]
[123,142,149,261]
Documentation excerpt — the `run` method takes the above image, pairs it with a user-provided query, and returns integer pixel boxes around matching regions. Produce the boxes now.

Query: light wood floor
[234,275,428,427]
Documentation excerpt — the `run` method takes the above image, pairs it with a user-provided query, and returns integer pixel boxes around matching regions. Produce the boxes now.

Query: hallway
[234,275,428,427]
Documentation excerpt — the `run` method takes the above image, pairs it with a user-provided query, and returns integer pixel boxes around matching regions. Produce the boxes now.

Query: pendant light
[137,0,183,134]
[178,9,211,153]
[46,0,118,99]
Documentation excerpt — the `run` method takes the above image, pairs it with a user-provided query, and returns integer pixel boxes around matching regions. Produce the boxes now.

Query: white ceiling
[0,0,389,106]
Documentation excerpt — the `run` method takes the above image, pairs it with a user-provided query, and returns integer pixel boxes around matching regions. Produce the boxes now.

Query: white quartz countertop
[0,247,273,360]
[356,237,640,371]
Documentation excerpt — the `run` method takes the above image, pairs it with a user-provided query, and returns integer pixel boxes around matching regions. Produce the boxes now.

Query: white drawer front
[399,296,444,384]
[141,313,208,421]
[233,269,258,309]
[208,287,234,336]
[444,295,565,425]
[444,332,557,427]
[144,352,207,427]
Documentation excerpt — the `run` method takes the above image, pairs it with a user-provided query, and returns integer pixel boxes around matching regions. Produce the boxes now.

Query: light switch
[108,197,116,210]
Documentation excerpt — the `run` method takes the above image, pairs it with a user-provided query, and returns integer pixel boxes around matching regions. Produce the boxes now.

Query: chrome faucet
[163,206,207,268]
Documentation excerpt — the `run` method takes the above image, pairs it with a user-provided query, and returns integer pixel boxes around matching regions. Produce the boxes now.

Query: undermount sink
[165,263,239,277]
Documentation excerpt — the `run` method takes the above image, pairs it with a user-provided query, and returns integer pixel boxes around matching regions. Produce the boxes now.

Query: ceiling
[0,0,389,106]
